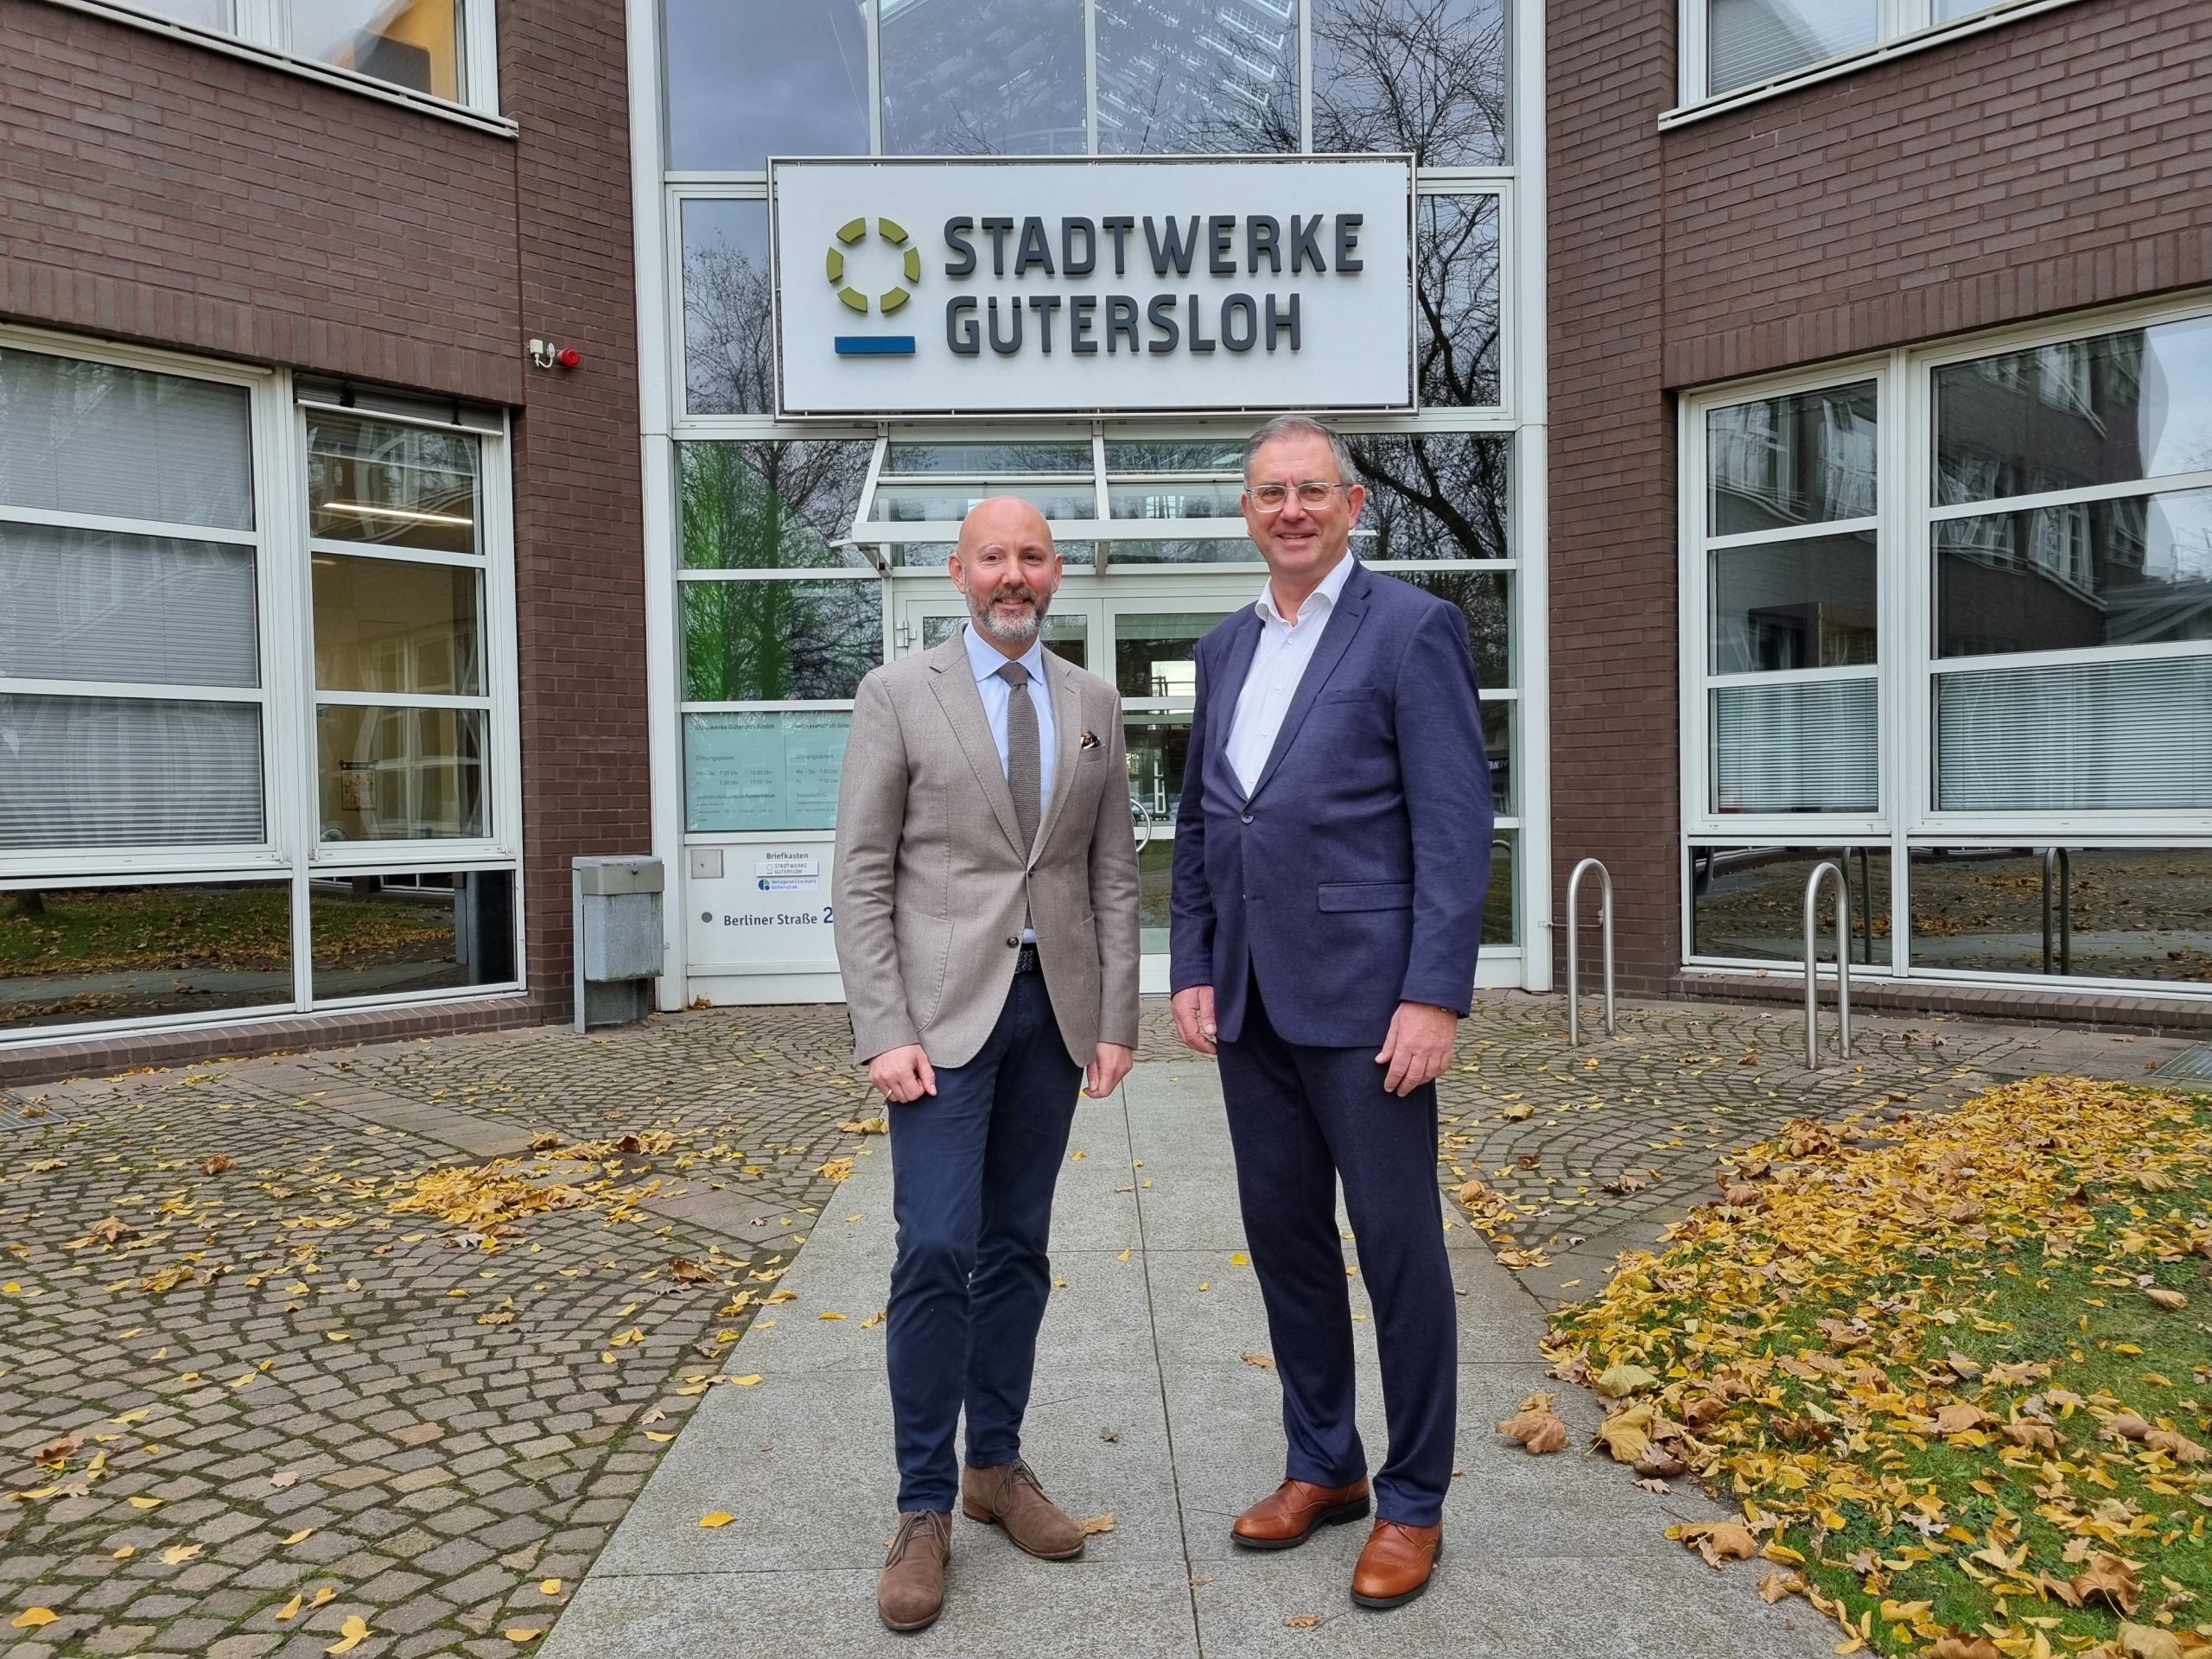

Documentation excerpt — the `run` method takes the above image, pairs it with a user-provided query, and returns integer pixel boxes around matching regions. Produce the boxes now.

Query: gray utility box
[572,856,664,1033]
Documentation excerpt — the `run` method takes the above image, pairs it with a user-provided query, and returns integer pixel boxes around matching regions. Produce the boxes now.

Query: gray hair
[1243,414,1358,486]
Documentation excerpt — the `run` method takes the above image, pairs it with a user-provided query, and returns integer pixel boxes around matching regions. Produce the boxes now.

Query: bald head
[949,495,1062,657]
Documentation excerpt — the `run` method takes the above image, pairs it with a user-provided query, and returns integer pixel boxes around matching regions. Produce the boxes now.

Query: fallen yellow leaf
[728,1374,762,1386]
[1078,1513,1116,1534]
[158,1542,202,1566]
[644,1431,675,1443]
[539,1579,561,1596]
[699,1510,734,1528]
[10,1609,59,1630]
[504,1630,546,1644]
[326,1613,371,1654]
[274,1593,303,1622]
[283,1529,314,1546]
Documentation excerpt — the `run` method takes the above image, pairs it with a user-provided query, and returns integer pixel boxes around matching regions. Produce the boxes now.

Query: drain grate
[2147,1042,2212,1091]
[0,1092,65,1132]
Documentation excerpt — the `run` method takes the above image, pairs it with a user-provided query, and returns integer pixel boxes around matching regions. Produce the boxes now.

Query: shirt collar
[963,621,1049,687]
[1255,551,1357,627]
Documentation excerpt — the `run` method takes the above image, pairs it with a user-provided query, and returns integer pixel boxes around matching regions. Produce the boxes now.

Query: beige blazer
[833,632,1141,1070]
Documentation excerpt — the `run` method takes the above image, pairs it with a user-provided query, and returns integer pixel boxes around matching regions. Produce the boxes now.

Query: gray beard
[969,588,1046,645]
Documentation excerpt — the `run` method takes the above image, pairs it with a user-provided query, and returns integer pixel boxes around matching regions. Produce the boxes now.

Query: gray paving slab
[556,1058,1832,1658]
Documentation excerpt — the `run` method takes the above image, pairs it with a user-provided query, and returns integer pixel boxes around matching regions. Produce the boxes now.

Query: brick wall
[1547,0,2212,991]
[0,0,651,1033]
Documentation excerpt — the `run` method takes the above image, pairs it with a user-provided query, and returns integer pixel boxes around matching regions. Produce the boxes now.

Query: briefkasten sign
[768,156,1415,419]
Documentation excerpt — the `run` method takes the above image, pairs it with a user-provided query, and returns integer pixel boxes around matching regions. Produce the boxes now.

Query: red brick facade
[0,0,651,1060]
[1546,0,2212,995]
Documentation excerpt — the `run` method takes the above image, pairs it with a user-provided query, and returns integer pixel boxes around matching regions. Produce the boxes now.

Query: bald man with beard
[833,498,1141,1633]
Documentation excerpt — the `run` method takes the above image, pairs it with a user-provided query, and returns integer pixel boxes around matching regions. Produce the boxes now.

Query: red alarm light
[555,346,582,369]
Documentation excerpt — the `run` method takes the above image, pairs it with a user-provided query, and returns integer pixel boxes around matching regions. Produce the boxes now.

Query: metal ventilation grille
[2147,1043,2212,1091]
[0,1094,64,1132]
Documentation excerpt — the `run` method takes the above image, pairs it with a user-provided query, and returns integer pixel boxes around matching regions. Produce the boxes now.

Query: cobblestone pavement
[2,1007,879,1659]
[4,994,2196,1657]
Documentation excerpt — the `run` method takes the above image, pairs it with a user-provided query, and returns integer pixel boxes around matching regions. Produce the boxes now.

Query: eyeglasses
[1246,480,1353,513]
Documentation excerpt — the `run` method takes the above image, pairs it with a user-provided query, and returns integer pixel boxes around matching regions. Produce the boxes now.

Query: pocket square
[1079,730,1101,750]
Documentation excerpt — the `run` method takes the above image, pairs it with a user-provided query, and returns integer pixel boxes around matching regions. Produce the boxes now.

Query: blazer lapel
[925,634,1025,855]
[1246,563,1371,805]
[1209,608,1263,799]
[1031,651,1085,859]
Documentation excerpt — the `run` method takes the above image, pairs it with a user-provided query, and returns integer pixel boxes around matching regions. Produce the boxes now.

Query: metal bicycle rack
[2042,846,2072,976]
[1130,797,1154,853]
[1565,855,1615,1046]
[1802,859,1853,1067]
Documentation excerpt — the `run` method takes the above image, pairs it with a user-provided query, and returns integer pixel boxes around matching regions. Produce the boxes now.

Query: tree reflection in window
[1349,432,1507,562]
[1095,0,1300,155]
[679,442,871,571]
[682,202,772,416]
[1311,0,1507,167]
[1415,194,1500,406]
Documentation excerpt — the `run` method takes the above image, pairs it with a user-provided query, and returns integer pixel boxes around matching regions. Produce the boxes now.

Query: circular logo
[825,215,922,316]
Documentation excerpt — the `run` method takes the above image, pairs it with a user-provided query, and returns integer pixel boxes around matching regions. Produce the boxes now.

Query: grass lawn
[1539,1077,2212,1659]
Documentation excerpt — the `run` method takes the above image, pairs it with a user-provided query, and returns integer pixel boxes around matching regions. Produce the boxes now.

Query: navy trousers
[1216,976,1458,1527]
[884,969,1083,1513]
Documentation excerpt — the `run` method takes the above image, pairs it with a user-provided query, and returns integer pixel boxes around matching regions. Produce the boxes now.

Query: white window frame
[1681,290,2212,996]
[48,0,509,130]
[0,322,526,1046]
[1667,0,2092,130]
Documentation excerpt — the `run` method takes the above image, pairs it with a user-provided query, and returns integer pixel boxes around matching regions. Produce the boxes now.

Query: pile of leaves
[1535,1077,2212,1659]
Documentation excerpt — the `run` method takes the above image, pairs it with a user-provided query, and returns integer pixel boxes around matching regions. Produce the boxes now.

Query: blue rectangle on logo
[835,335,917,357]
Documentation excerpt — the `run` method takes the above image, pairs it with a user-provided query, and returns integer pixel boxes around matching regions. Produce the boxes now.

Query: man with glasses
[1168,415,1492,1610]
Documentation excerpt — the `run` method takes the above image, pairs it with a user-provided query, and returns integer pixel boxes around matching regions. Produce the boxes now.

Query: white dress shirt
[1224,553,1357,796]
[963,623,1057,940]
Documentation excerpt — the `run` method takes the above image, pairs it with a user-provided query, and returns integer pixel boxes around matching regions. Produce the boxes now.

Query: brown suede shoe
[1351,1518,1443,1608]
[960,1459,1085,1560]
[1230,1478,1372,1550]
[878,1510,952,1633]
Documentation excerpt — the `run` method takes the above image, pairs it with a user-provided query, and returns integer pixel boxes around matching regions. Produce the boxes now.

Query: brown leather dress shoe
[878,1510,951,1632]
[1351,1518,1443,1608]
[1230,1478,1372,1550]
[960,1459,1085,1560]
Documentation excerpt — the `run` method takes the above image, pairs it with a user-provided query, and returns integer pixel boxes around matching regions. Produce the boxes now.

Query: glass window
[663,0,868,172]
[887,539,1096,569]
[1137,834,1173,957]
[1115,612,1232,701]
[1935,656,2212,812]
[1711,679,1878,813]
[1908,847,2212,985]
[1,880,291,1030]
[1311,0,1507,167]
[1707,383,1877,535]
[1416,194,1501,408]
[1709,531,1877,673]
[1390,569,1509,689]
[684,709,850,831]
[308,413,480,554]
[869,480,1097,523]
[880,0,1087,156]
[0,524,258,689]
[1690,845,1888,963]
[1348,433,1510,562]
[0,695,264,848]
[1101,537,1255,565]
[312,555,483,695]
[1481,698,1511,814]
[1484,827,1516,944]
[682,579,882,701]
[885,442,1093,475]
[1105,440,1246,474]
[287,0,465,101]
[1095,0,1299,155]
[1936,486,2212,658]
[315,705,486,841]
[680,441,873,570]
[0,347,253,531]
[1109,480,1243,520]
[682,201,774,417]
[309,869,515,1001]
[1707,0,1877,97]
[1126,709,1192,825]
[1935,318,2212,505]
[126,0,234,25]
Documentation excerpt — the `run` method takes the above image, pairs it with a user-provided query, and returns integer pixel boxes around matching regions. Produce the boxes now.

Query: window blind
[0,696,264,847]
[1712,676,1878,812]
[1936,655,2212,811]
[1707,0,1877,96]
[0,523,258,689]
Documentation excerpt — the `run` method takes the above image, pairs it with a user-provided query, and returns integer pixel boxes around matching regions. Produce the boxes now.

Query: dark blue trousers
[884,969,1083,1513]
[1216,976,1458,1527]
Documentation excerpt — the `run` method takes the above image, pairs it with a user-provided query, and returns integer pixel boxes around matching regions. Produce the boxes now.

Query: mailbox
[572,856,664,1031]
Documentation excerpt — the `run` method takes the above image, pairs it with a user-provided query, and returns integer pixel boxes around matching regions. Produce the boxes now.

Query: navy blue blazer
[1167,560,1494,1049]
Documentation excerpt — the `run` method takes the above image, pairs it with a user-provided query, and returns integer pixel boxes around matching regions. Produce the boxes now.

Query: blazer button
[1006,936,1020,948]
[1240,812,1254,824]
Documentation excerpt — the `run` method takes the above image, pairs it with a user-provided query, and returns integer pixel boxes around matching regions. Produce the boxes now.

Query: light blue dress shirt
[964,625,1057,944]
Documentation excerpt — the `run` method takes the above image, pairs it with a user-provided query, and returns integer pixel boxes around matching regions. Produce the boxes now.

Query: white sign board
[770,156,1414,418]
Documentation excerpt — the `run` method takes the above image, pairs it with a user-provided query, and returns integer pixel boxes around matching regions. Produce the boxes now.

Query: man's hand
[1170,985,1217,1055]
[868,1043,938,1104]
[1086,1042,1134,1099]
[1375,1001,1458,1096]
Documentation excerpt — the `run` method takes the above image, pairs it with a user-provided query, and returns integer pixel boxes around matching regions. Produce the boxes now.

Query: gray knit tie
[997,660,1041,855]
